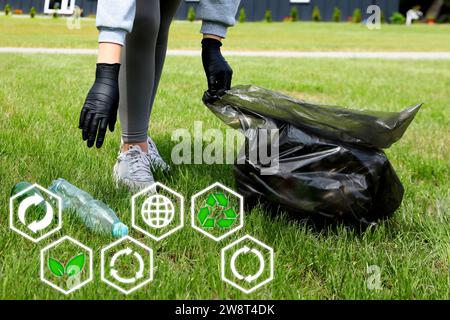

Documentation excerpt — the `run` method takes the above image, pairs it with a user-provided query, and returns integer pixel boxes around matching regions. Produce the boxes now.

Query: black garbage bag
[203,85,421,226]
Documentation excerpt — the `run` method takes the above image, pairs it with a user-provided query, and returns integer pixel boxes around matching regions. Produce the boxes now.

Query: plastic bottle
[49,178,128,238]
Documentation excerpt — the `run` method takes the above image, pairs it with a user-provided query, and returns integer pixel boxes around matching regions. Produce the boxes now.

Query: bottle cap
[112,222,129,238]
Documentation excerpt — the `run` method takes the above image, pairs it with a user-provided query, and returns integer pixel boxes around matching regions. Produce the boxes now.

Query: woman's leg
[149,0,182,108]
[118,0,161,149]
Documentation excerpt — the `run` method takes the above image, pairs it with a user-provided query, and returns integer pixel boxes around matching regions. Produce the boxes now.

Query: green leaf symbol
[65,253,85,277]
[48,258,65,277]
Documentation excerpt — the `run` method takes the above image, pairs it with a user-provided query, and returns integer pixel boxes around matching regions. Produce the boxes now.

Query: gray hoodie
[96,0,241,46]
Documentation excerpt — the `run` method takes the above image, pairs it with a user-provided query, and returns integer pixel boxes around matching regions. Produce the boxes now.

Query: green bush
[187,6,195,22]
[290,7,298,22]
[332,7,341,22]
[436,14,449,23]
[390,12,406,24]
[381,11,386,24]
[264,10,272,23]
[238,8,246,23]
[4,4,11,16]
[53,3,59,18]
[30,7,36,18]
[312,6,321,22]
[352,8,362,23]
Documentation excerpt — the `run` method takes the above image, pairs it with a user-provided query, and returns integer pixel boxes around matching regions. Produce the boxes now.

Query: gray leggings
[119,0,181,143]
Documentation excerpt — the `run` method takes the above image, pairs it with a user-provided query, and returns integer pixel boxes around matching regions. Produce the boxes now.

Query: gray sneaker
[113,145,155,191]
[147,136,170,171]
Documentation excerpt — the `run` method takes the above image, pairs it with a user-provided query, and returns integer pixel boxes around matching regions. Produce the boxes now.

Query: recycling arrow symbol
[197,192,238,229]
[110,248,145,284]
[230,246,265,283]
[18,193,54,233]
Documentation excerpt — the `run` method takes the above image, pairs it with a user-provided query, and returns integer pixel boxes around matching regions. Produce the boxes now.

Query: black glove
[202,38,232,103]
[78,63,120,148]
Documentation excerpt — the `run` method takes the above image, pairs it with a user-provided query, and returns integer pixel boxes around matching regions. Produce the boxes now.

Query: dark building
[2,0,400,21]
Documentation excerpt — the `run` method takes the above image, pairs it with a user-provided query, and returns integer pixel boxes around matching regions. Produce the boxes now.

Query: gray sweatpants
[119,0,181,143]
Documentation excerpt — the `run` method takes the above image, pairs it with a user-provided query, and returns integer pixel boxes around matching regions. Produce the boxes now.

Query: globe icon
[141,195,175,229]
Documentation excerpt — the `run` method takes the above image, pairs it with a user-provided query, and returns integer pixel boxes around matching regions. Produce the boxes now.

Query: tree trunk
[426,0,444,19]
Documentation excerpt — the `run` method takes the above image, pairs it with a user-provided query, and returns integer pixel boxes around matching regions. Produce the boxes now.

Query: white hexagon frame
[40,236,93,295]
[101,235,154,295]
[191,182,244,241]
[221,235,274,294]
[131,182,184,241]
[10,183,62,243]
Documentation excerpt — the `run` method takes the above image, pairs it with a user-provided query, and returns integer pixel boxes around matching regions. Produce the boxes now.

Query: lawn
[1,15,450,51]
[0,17,449,300]
[0,52,449,299]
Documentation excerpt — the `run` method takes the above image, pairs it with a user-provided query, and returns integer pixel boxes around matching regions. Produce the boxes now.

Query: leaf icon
[65,253,85,277]
[48,258,65,277]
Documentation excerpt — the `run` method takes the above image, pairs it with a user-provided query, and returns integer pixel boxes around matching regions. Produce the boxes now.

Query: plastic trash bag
[203,85,421,226]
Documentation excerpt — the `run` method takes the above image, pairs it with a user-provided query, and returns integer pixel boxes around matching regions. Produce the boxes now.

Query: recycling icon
[18,192,54,233]
[110,248,145,284]
[221,235,274,294]
[191,182,244,241]
[9,183,62,243]
[197,192,238,229]
[101,236,154,295]
[230,246,265,283]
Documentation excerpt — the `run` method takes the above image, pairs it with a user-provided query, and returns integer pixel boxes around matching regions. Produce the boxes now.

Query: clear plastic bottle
[49,178,128,238]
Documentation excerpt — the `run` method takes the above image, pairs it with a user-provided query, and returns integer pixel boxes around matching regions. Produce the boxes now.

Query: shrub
[290,7,298,22]
[437,14,449,23]
[264,10,272,23]
[4,4,11,16]
[187,6,195,22]
[390,12,406,24]
[312,6,321,22]
[380,11,385,24]
[53,3,59,18]
[238,8,246,23]
[332,7,341,22]
[30,7,36,18]
[352,8,362,23]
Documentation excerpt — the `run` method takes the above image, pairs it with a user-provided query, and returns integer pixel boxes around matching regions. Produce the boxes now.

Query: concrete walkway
[1,47,450,60]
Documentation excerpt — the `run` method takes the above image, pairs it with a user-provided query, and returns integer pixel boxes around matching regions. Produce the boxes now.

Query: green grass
[0,51,449,299]
[1,15,450,51]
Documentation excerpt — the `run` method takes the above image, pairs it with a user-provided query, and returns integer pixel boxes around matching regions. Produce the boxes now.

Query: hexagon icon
[10,183,62,243]
[132,182,184,241]
[40,236,93,295]
[101,236,154,295]
[191,182,244,241]
[221,235,274,294]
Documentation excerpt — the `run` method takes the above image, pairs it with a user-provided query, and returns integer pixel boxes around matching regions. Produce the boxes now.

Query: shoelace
[125,146,152,182]
[147,137,170,171]
[147,137,162,163]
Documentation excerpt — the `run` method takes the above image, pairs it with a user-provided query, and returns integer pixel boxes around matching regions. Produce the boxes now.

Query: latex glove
[78,63,120,148]
[202,38,233,103]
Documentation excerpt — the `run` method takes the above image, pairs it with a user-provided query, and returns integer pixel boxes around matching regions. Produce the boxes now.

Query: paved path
[1,47,450,60]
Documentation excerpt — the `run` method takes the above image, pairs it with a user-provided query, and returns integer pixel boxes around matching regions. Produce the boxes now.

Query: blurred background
[0,0,449,23]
